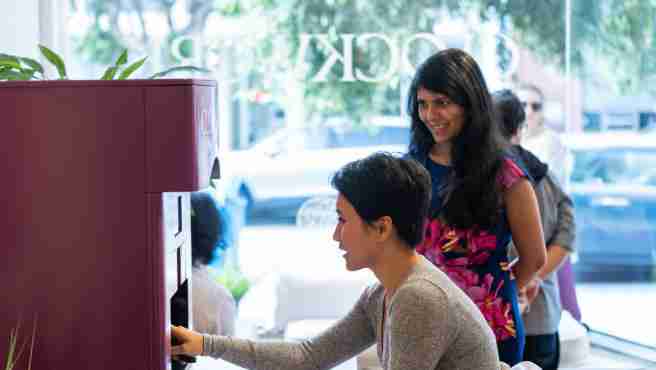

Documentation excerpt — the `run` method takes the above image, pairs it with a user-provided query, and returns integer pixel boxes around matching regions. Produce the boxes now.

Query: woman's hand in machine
[171,325,203,356]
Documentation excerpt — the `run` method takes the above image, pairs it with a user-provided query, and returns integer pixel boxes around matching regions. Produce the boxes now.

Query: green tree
[483,0,656,96]
[72,0,656,123]
[73,0,218,70]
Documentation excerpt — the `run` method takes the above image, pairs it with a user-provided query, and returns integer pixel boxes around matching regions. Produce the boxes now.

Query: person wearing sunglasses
[493,89,576,370]
[516,84,582,325]
[516,84,571,191]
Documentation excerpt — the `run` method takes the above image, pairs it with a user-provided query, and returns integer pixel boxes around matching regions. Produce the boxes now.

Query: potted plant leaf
[3,317,37,370]
[0,44,209,81]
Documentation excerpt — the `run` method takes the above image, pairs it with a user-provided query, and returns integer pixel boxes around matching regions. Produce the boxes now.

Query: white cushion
[559,310,591,367]
[274,268,376,332]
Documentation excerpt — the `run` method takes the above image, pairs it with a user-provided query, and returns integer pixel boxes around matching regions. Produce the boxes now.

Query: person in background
[517,84,582,322]
[406,48,546,365]
[190,191,237,336]
[493,89,576,370]
[171,152,500,370]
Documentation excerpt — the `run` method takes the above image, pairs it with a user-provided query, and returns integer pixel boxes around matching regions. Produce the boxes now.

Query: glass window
[332,126,409,148]
[572,149,656,185]
[58,0,656,364]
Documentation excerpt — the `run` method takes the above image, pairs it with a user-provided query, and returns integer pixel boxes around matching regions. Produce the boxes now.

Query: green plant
[4,317,37,370]
[212,265,251,305]
[0,44,209,81]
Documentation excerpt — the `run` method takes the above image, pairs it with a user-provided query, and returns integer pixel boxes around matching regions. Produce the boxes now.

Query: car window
[285,128,332,151]
[255,127,332,154]
[571,149,656,185]
[331,126,410,148]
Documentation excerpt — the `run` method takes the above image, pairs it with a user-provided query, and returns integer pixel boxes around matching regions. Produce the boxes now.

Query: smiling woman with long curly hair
[406,48,546,365]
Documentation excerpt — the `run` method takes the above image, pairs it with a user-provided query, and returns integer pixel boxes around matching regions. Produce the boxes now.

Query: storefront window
[61,0,656,366]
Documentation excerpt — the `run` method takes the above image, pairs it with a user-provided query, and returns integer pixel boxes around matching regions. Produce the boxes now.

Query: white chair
[277,269,376,336]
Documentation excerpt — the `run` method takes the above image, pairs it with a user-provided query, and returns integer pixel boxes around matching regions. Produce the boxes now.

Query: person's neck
[371,244,420,300]
[428,143,451,166]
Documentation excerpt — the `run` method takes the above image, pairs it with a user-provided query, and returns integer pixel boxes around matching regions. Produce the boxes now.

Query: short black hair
[190,191,226,266]
[331,152,431,248]
[492,89,526,139]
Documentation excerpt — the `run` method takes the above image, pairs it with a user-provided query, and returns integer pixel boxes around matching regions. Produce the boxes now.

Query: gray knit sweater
[201,256,499,370]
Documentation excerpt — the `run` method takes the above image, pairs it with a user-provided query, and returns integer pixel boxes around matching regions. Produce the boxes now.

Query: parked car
[222,117,410,219]
[564,132,656,278]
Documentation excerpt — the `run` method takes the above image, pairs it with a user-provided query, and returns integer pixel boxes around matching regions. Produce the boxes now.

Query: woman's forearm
[513,259,540,290]
[538,245,569,279]
[202,290,376,370]
[202,335,320,370]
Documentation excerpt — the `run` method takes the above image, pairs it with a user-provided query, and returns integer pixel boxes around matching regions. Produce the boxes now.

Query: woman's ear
[373,216,394,241]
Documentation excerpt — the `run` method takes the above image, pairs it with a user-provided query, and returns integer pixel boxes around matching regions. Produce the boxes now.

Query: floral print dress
[412,153,526,365]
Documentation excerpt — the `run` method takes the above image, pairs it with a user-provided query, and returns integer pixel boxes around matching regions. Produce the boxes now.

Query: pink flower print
[463,274,517,341]
[463,273,495,303]
[417,219,442,255]
[483,297,516,341]
[463,230,497,265]
[437,227,469,254]
[442,259,478,291]
[470,251,491,265]
[466,230,497,253]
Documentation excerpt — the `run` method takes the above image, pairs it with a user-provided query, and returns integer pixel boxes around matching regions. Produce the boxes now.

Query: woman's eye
[436,98,451,106]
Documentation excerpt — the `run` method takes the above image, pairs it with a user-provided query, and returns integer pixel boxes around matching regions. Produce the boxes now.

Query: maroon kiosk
[0,79,219,370]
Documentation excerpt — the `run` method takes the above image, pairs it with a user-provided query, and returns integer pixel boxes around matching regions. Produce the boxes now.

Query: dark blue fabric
[523,332,560,370]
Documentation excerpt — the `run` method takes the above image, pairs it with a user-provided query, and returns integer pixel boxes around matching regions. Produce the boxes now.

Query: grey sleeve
[545,173,576,252]
[388,281,456,370]
[201,287,376,370]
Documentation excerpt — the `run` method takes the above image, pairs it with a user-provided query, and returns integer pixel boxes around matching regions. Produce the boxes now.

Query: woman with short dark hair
[171,152,500,370]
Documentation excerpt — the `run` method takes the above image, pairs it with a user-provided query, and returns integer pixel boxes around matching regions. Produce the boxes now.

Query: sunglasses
[521,101,543,112]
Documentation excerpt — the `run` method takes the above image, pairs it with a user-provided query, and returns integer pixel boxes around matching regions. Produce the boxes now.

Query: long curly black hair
[407,48,507,230]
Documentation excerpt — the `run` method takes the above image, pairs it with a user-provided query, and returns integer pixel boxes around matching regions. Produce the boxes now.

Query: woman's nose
[426,104,441,120]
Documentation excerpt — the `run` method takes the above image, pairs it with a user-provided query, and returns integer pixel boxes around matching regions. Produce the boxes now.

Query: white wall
[0,0,40,57]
